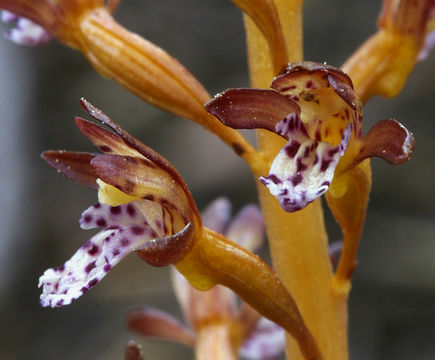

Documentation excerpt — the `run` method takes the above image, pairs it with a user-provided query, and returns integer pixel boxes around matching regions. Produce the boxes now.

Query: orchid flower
[206,61,415,213]
[38,99,324,360]
[127,198,285,360]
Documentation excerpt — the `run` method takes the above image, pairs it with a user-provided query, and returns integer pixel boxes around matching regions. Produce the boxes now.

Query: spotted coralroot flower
[1,10,50,45]
[37,99,323,360]
[126,198,285,360]
[206,61,415,213]
[38,98,201,307]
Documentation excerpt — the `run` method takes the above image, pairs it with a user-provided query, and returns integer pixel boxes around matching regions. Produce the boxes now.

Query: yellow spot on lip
[96,179,139,206]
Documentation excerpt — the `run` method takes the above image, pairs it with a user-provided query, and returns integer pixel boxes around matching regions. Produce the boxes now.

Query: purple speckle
[321,181,330,186]
[290,173,303,186]
[328,147,339,157]
[85,260,96,273]
[96,218,107,227]
[284,141,301,158]
[103,264,112,272]
[320,159,333,172]
[126,204,136,217]
[54,265,65,272]
[110,206,122,215]
[306,80,313,88]
[296,158,307,172]
[120,238,130,247]
[81,286,89,294]
[83,214,92,223]
[268,174,282,185]
[131,226,145,235]
[112,249,120,256]
[88,278,98,288]
[87,244,100,256]
[94,203,101,209]
[56,299,64,306]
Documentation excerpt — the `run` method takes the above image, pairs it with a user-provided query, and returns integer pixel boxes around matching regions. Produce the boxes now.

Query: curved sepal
[41,151,98,189]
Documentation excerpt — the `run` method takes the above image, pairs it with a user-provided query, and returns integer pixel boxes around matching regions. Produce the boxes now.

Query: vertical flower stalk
[244,1,348,360]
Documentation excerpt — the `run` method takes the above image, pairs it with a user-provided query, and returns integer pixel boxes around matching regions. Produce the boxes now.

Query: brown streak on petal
[355,119,415,166]
[327,74,358,111]
[41,151,98,189]
[136,223,194,266]
[80,98,201,224]
[205,88,300,134]
[126,307,195,346]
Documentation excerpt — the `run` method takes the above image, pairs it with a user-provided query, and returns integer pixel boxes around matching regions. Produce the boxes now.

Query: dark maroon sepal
[136,222,194,266]
[205,88,300,134]
[355,119,415,165]
[41,151,98,189]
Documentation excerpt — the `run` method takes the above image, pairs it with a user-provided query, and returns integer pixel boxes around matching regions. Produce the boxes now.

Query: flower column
[244,2,349,360]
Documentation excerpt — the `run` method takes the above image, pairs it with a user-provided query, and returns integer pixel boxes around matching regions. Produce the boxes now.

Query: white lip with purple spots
[260,113,352,212]
[39,201,162,308]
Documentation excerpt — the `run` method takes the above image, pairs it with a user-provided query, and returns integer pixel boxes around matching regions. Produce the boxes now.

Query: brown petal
[136,222,193,266]
[205,88,299,134]
[354,119,415,166]
[80,98,200,222]
[41,151,98,189]
[126,307,195,346]
[125,340,144,360]
[272,61,354,92]
[74,117,143,158]
[271,61,361,145]
[90,154,193,223]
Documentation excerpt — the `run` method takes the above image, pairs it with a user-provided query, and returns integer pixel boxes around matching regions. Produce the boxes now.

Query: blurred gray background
[0,0,433,359]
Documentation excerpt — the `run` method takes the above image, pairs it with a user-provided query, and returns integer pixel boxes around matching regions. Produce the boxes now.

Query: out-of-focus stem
[244,1,349,359]
[195,323,238,360]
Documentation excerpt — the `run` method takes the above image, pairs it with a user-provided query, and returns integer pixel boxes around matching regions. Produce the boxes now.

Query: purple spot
[83,214,92,223]
[54,264,65,272]
[279,189,288,196]
[303,146,310,158]
[104,236,111,243]
[94,203,101,209]
[296,158,307,172]
[110,206,121,215]
[284,141,301,158]
[106,226,119,230]
[85,260,96,273]
[320,159,333,172]
[306,80,313,88]
[88,278,98,288]
[268,174,282,185]
[81,286,89,294]
[131,226,145,235]
[112,249,120,256]
[120,238,130,247]
[56,299,64,306]
[127,204,136,217]
[103,264,112,272]
[321,181,330,186]
[96,218,107,227]
[155,219,163,230]
[328,147,339,157]
[290,174,303,186]
[88,244,100,256]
